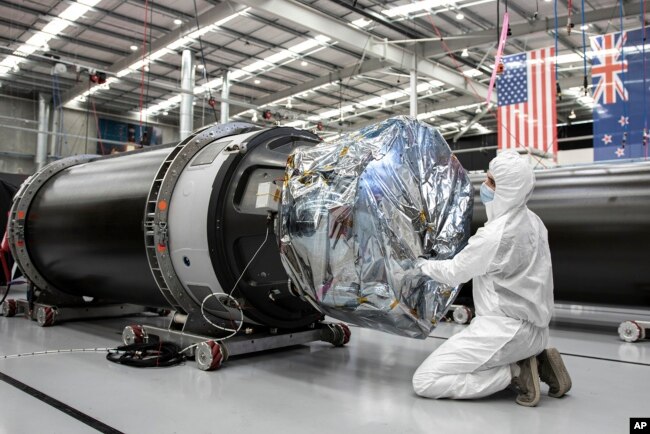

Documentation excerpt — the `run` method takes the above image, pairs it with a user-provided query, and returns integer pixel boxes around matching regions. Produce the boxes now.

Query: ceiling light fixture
[174,19,183,25]
[350,18,371,28]
[462,68,483,77]
[456,13,464,20]
[142,33,330,118]
[252,111,259,122]
[0,0,102,76]
[165,9,250,51]
[301,60,308,67]
[130,45,138,51]
[461,48,469,57]
[382,0,455,17]
[568,109,576,119]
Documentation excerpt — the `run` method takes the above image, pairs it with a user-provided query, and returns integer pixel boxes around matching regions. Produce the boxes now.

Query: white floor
[0,289,648,434]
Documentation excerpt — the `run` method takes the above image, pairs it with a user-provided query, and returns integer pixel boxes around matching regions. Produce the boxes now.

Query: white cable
[1,347,115,360]
[199,224,271,341]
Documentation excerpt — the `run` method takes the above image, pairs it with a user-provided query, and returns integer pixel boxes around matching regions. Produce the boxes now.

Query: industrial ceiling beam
[421,1,642,56]
[453,107,489,142]
[229,58,389,117]
[324,0,422,39]
[3,0,169,36]
[233,0,493,102]
[61,1,249,105]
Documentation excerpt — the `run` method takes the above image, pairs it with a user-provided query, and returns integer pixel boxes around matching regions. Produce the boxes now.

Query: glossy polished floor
[0,287,648,434]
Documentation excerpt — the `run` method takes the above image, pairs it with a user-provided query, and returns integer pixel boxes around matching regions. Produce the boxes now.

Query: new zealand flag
[591,27,650,160]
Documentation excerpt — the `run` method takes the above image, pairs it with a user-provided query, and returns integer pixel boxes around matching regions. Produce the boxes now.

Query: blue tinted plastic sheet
[278,117,473,338]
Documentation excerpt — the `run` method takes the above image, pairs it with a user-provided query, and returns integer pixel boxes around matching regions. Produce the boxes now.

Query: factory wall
[556,148,594,165]
[0,96,38,174]
[0,95,180,175]
[455,131,595,170]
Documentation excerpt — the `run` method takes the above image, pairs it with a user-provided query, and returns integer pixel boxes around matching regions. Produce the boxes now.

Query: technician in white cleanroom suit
[410,151,572,407]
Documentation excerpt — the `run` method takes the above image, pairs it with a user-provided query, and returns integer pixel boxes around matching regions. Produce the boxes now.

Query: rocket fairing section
[8,123,323,330]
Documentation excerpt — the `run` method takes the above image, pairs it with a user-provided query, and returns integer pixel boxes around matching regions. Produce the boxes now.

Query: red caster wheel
[36,306,56,327]
[2,299,17,317]
[122,325,147,345]
[337,323,351,345]
[328,323,351,347]
[618,321,645,343]
[196,340,225,371]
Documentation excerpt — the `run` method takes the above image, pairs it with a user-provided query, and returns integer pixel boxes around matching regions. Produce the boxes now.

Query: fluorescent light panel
[144,35,331,116]
[350,18,371,28]
[0,0,101,76]
[382,0,455,17]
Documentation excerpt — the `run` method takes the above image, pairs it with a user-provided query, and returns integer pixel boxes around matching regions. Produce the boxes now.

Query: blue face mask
[480,182,495,204]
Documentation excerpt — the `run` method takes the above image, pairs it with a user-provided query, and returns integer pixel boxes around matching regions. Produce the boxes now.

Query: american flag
[497,48,557,156]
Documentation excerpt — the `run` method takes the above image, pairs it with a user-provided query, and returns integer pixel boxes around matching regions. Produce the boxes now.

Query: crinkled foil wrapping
[278,117,473,338]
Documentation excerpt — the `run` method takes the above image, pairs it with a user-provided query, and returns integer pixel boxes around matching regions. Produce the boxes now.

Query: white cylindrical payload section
[166,130,263,324]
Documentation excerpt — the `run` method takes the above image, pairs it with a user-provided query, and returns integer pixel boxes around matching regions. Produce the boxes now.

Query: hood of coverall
[485,151,535,221]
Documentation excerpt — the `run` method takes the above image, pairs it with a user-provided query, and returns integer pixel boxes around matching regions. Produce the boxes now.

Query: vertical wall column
[221,70,230,124]
[35,93,51,170]
[179,49,195,141]
[410,69,418,117]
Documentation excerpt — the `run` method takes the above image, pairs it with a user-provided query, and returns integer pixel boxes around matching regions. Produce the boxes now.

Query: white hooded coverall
[412,151,554,399]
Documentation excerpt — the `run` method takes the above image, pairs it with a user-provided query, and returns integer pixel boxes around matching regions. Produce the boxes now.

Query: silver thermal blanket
[278,117,473,338]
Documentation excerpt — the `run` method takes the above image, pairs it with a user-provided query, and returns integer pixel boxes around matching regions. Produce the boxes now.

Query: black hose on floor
[106,342,185,368]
